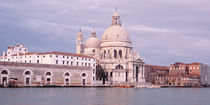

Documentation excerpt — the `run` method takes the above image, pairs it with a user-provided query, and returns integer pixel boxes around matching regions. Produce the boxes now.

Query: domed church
[76,10,145,85]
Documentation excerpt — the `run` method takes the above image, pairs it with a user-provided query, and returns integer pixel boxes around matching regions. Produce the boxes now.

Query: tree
[96,65,106,80]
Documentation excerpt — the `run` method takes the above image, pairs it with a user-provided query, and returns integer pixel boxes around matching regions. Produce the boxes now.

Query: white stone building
[0,45,96,81]
[76,10,145,85]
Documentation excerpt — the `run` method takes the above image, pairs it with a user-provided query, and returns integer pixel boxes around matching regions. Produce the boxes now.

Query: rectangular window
[67,56,69,59]
[37,60,39,64]
[50,55,52,57]
[89,63,90,66]
[63,61,65,64]
[77,62,79,66]
[43,55,45,58]
[56,55,58,58]
[71,61,73,65]
[67,61,69,65]
[56,60,58,64]
[37,56,39,58]
[63,56,65,58]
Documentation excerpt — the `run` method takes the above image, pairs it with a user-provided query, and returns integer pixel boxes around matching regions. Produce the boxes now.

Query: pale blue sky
[0,0,210,66]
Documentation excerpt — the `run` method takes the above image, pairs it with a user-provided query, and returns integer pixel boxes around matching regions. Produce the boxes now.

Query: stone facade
[0,62,92,87]
[155,75,200,87]
[76,10,145,85]
[169,62,202,76]
[145,65,169,84]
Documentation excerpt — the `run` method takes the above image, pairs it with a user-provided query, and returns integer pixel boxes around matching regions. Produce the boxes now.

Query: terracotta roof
[38,51,93,58]
[145,64,169,71]
[187,62,203,65]
[6,51,93,59]
[0,61,91,70]
[7,46,14,49]
[171,62,203,66]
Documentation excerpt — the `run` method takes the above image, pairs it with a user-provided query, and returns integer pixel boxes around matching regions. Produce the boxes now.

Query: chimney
[3,51,5,57]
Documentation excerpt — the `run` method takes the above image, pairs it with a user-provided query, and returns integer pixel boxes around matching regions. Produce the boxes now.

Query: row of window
[55,60,95,67]
[170,69,200,73]
[1,70,87,77]
[1,55,93,62]
[103,49,123,59]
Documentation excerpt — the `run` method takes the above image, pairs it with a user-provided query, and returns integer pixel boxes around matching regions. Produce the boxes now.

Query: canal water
[0,88,210,105]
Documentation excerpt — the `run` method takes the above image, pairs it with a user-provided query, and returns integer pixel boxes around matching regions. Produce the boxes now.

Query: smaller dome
[85,37,101,48]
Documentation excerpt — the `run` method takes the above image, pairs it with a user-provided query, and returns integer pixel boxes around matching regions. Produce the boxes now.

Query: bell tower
[76,28,84,54]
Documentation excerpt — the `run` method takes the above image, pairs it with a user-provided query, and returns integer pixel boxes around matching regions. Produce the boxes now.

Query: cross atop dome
[91,27,96,37]
[111,8,121,26]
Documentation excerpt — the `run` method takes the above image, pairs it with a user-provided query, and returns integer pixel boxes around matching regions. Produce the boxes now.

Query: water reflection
[0,88,210,105]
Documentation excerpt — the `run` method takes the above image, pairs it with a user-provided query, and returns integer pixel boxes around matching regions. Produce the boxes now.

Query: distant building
[169,62,202,77]
[200,65,210,86]
[155,74,200,87]
[145,65,169,84]
[144,62,203,87]
[6,43,28,56]
[154,62,204,87]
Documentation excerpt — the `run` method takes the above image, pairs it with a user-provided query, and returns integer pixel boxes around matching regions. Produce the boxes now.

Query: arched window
[1,70,8,74]
[115,65,123,69]
[104,50,106,58]
[119,50,122,58]
[64,72,70,76]
[114,50,117,59]
[82,73,86,77]
[108,50,110,58]
[46,72,51,76]
[136,66,139,82]
[25,71,31,75]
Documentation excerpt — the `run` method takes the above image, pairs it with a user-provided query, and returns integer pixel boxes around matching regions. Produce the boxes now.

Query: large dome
[85,37,100,48]
[101,25,131,43]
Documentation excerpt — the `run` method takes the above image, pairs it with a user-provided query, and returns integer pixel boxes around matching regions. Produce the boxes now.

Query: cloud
[128,25,177,33]
[0,0,210,66]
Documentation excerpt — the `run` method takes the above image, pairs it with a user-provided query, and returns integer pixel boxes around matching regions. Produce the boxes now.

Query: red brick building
[169,62,202,77]
[145,65,169,84]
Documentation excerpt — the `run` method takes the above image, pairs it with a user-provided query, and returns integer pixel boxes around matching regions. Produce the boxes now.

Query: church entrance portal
[26,78,30,85]
[82,79,86,86]
[2,77,7,87]
[136,66,139,82]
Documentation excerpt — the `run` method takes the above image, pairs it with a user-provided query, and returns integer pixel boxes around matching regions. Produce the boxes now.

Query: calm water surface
[0,88,210,105]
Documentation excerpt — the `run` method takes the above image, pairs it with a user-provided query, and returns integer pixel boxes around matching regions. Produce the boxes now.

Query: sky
[0,0,210,66]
